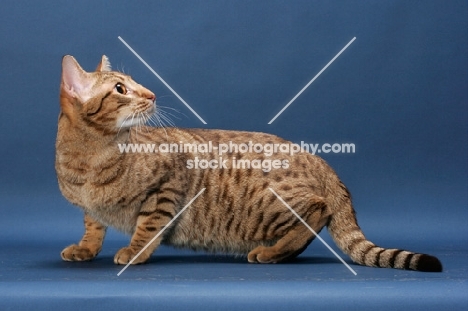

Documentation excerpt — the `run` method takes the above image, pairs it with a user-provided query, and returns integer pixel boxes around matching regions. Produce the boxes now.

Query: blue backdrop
[0,1,466,310]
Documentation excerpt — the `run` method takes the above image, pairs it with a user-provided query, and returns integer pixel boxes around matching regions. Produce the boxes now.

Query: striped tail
[327,197,442,272]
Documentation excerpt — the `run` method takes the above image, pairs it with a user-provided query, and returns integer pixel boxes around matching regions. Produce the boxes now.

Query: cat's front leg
[61,214,107,261]
[114,193,176,265]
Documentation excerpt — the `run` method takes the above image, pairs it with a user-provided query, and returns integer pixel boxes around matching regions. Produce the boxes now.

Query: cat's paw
[61,244,96,262]
[114,247,149,265]
[247,246,280,264]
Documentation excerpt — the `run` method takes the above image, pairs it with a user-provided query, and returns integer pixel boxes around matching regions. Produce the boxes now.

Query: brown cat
[56,55,442,272]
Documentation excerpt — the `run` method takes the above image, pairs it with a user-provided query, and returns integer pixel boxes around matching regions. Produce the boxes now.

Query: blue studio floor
[0,194,467,310]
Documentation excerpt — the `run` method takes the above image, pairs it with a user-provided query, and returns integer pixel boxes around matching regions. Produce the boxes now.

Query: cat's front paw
[114,247,150,265]
[61,244,96,262]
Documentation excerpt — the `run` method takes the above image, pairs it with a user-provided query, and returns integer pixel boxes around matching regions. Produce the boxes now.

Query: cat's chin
[117,115,149,129]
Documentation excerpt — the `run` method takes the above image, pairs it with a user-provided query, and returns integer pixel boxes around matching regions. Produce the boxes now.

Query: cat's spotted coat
[56,55,442,272]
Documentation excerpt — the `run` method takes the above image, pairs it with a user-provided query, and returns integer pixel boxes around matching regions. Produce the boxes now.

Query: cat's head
[60,55,155,133]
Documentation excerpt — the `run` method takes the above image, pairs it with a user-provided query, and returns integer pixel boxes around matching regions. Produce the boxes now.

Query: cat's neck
[56,112,129,163]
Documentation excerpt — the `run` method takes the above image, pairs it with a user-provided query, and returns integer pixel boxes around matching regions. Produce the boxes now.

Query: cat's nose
[147,92,156,102]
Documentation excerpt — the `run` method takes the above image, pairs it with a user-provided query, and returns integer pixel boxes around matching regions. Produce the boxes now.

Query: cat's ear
[61,55,94,103]
[96,55,112,72]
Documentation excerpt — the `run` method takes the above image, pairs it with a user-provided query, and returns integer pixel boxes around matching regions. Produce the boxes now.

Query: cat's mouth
[145,102,156,115]
[118,104,155,129]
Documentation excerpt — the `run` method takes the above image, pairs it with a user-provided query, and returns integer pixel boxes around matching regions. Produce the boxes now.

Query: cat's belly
[87,207,137,235]
[162,220,276,255]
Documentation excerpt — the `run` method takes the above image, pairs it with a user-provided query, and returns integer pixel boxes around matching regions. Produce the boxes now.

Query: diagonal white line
[268,37,356,124]
[118,36,207,125]
[117,188,206,276]
[268,187,357,275]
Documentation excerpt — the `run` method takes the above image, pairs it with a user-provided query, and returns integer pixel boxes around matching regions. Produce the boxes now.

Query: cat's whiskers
[142,111,153,135]
[157,104,183,115]
[133,113,140,137]
[138,111,150,135]
[116,113,134,138]
[157,109,178,126]
[129,112,137,127]
[150,113,166,129]
[158,113,176,128]
[136,112,146,138]
[148,113,168,140]
[127,112,139,140]
[158,115,169,140]
[147,113,159,127]
[155,106,177,127]
[157,104,185,122]
[152,112,171,128]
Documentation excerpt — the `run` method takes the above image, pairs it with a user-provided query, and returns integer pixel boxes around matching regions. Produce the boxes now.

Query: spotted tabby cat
[56,55,442,272]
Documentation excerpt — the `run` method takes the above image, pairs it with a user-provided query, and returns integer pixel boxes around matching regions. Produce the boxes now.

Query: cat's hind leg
[61,214,107,261]
[247,196,330,264]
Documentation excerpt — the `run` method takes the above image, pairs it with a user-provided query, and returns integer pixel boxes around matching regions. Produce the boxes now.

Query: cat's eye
[115,83,127,95]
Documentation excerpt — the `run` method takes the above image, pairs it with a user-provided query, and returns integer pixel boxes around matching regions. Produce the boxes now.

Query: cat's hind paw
[61,244,96,262]
[114,247,150,265]
[248,246,281,264]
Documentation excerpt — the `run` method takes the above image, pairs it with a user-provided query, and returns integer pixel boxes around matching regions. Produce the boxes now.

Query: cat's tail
[327,187,442,272]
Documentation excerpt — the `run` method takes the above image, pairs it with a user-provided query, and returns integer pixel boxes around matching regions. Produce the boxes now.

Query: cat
[56,55,442,272]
